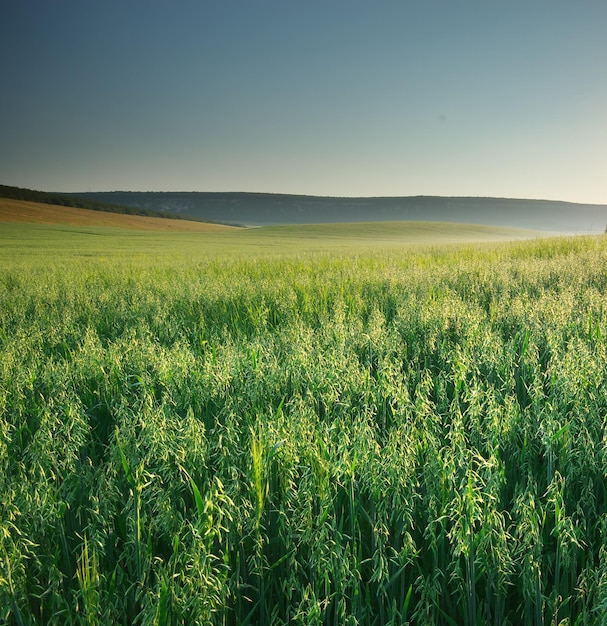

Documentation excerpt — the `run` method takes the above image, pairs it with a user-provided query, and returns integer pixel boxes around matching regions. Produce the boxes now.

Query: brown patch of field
[0,198,237,232]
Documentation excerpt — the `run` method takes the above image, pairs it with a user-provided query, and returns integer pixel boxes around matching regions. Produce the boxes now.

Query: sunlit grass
[0,219,542,263]
[0,197,235,232]
[1,222,606,624]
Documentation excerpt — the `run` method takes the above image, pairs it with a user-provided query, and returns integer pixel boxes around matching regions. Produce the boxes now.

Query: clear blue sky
[1,1,606,203]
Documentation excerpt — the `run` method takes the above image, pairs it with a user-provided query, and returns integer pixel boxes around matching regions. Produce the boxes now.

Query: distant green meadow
[2,221,607,624]
[0,220,539,261]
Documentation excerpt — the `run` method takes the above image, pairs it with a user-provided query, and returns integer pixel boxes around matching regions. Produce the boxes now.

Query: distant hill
[0,184,207,222]
[64,191,607,232]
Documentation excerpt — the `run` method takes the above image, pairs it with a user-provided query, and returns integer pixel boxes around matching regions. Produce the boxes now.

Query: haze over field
[1,1,606,206]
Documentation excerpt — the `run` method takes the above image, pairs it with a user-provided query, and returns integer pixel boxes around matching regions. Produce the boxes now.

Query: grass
[244,220,541,242]
[0,216,541,264]
[1,220,606,624]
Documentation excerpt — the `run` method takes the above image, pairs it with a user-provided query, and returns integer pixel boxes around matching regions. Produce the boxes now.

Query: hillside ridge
[0,184,210,222]
[66,190,607,231]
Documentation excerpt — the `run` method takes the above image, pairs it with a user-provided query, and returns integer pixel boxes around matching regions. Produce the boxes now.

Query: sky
[1,1,606,203]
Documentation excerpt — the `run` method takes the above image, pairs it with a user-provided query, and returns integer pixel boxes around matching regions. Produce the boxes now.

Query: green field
[2,222,607,624]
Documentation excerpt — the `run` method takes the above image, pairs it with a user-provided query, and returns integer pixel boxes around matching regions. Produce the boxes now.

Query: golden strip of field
[0,198,235,232]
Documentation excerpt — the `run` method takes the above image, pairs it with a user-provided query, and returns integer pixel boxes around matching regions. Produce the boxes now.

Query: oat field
[2,222,607,624]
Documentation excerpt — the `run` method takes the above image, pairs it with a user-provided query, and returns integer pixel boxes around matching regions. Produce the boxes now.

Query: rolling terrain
[0,198,236,232]
[0,200,542,264]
